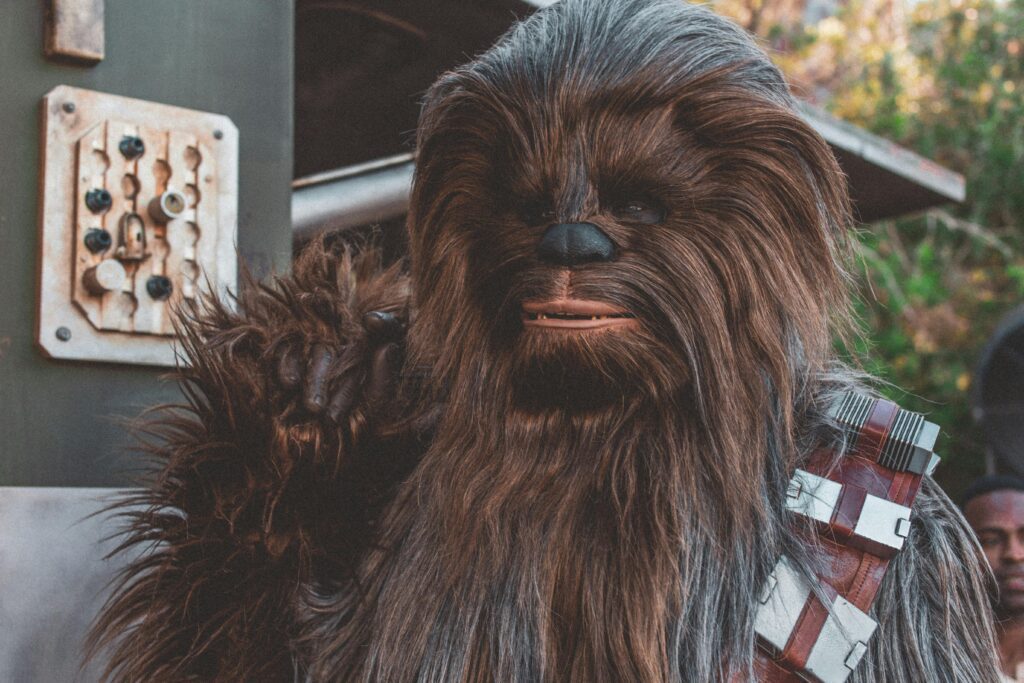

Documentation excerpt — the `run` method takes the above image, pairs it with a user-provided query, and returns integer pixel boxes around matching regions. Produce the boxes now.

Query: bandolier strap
[751,393,941,683]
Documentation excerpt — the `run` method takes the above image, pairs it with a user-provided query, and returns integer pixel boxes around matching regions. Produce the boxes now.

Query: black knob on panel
[83,227,112,253]
[119,136,145,159]
[85,188,112,214]
[146,275,174,301]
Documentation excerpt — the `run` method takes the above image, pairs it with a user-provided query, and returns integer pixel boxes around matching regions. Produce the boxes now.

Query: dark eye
[520,203,557,226]
[613,199,666,224]
[978,532,1004,550]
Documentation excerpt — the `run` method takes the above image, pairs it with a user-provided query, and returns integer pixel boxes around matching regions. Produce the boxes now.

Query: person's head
[963,475,1024,619]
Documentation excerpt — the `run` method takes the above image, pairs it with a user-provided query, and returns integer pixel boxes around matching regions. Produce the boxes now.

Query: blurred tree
[713,0,1024,496]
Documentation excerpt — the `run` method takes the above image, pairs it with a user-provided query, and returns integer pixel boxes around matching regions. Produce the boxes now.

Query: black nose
[537,222,616,266]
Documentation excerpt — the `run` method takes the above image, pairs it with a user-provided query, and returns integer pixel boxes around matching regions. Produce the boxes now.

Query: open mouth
[521,299,636,329]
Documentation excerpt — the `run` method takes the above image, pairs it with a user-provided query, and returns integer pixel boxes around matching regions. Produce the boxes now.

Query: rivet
[213,129,223,140]
[55,326,72,341]
[146,275,174,301]
[62,102,76,114]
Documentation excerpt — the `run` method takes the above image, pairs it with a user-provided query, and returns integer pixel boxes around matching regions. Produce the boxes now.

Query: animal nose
[536,222,616,266]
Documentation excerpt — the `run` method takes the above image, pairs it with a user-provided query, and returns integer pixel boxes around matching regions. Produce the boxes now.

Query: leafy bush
[713,0,1024,495]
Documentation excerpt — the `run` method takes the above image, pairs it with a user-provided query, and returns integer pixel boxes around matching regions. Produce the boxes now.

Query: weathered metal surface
[0,0,293,487]
[38,86,239,366]
[44,0,104,64]
[798,103,966,223]
[0,487,130,682]
[293,155,413,240]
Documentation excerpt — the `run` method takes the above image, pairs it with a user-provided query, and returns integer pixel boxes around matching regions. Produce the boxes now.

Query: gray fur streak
[474,0,792,108]
[856,478,1000,682]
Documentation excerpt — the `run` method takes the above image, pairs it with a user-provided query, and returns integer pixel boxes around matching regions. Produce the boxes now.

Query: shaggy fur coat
[90,1,1001,681]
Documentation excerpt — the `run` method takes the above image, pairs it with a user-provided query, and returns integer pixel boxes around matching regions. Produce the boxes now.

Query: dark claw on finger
[327,372,361,424]
[303,344,335,413]
[363,311,404,342]
[364,343,400,410]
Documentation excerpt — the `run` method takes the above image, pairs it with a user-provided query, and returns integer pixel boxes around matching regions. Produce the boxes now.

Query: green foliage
[714,0,1024,496]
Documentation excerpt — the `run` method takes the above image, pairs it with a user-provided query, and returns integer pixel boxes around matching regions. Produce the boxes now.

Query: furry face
[407,0,852,422]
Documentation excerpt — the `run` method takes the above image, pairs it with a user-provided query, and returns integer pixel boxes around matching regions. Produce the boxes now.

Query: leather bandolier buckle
[752,392,941,683]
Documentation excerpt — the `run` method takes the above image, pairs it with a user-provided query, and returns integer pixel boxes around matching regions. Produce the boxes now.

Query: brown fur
[89,1,1000,681]
[87,245,412,681]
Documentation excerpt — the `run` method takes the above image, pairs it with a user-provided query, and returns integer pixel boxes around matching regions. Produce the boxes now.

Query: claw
[327,371,362,424]
[303,345,335,413]
[364,343,400,410]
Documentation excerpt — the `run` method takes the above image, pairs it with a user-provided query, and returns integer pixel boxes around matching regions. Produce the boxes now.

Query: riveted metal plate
[38,85,238,366]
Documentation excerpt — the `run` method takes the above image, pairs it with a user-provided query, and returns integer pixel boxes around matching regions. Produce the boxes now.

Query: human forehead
[964,490,1024,529]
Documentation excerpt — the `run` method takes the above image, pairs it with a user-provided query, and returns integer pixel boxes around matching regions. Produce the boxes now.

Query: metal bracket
[785,469,913,553]
[45,0,104,64]
[38,86,238,366]
[785,469,842,524]
[854,495,912,552]
[755,556,878,683]
[827,392,940,474]
[754,556,812,652]
[804,596,878,683]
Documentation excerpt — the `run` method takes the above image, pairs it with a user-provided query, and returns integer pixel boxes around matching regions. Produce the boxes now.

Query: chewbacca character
[89,1,1000,681]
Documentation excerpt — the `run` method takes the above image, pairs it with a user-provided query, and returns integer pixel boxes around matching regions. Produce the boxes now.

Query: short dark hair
[960,474,1024,509]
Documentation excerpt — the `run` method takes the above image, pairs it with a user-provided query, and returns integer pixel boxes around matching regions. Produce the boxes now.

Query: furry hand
[276,310,405,424]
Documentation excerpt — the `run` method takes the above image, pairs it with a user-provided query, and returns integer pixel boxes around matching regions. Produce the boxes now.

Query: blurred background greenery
[712,0,1024,496]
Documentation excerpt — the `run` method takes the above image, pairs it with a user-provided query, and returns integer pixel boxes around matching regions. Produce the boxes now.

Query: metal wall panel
[0,487,129,681]
[0,0,295,486]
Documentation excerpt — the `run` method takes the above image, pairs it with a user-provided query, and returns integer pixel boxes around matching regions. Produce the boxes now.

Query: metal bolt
[84,227,112,253]
[62,102,76,113]
[148,190,186,223]
[213,129,223,140]
[146,275,174,301]
[85,188,112,214]
[55,326,72,341]
[118,135,145,160]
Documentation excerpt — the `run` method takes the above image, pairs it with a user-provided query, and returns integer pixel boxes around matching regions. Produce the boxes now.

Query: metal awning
[292,105,966,240]
[798,103,965,223]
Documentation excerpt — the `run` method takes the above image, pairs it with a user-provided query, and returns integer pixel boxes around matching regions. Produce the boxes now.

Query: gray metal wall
[0,1,295,486]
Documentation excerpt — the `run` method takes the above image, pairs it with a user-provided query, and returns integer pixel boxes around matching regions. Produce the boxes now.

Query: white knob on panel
[82,259,127,295]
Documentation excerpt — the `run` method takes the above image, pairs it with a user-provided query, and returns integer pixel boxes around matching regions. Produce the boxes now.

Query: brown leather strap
[752,653,801,682]
[755,398,929,682]
[775,586,834,671]
[830,485,867,543]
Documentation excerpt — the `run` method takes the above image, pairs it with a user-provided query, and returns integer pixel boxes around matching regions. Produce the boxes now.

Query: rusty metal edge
[798,102,966,204]
[36,84,239,368]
